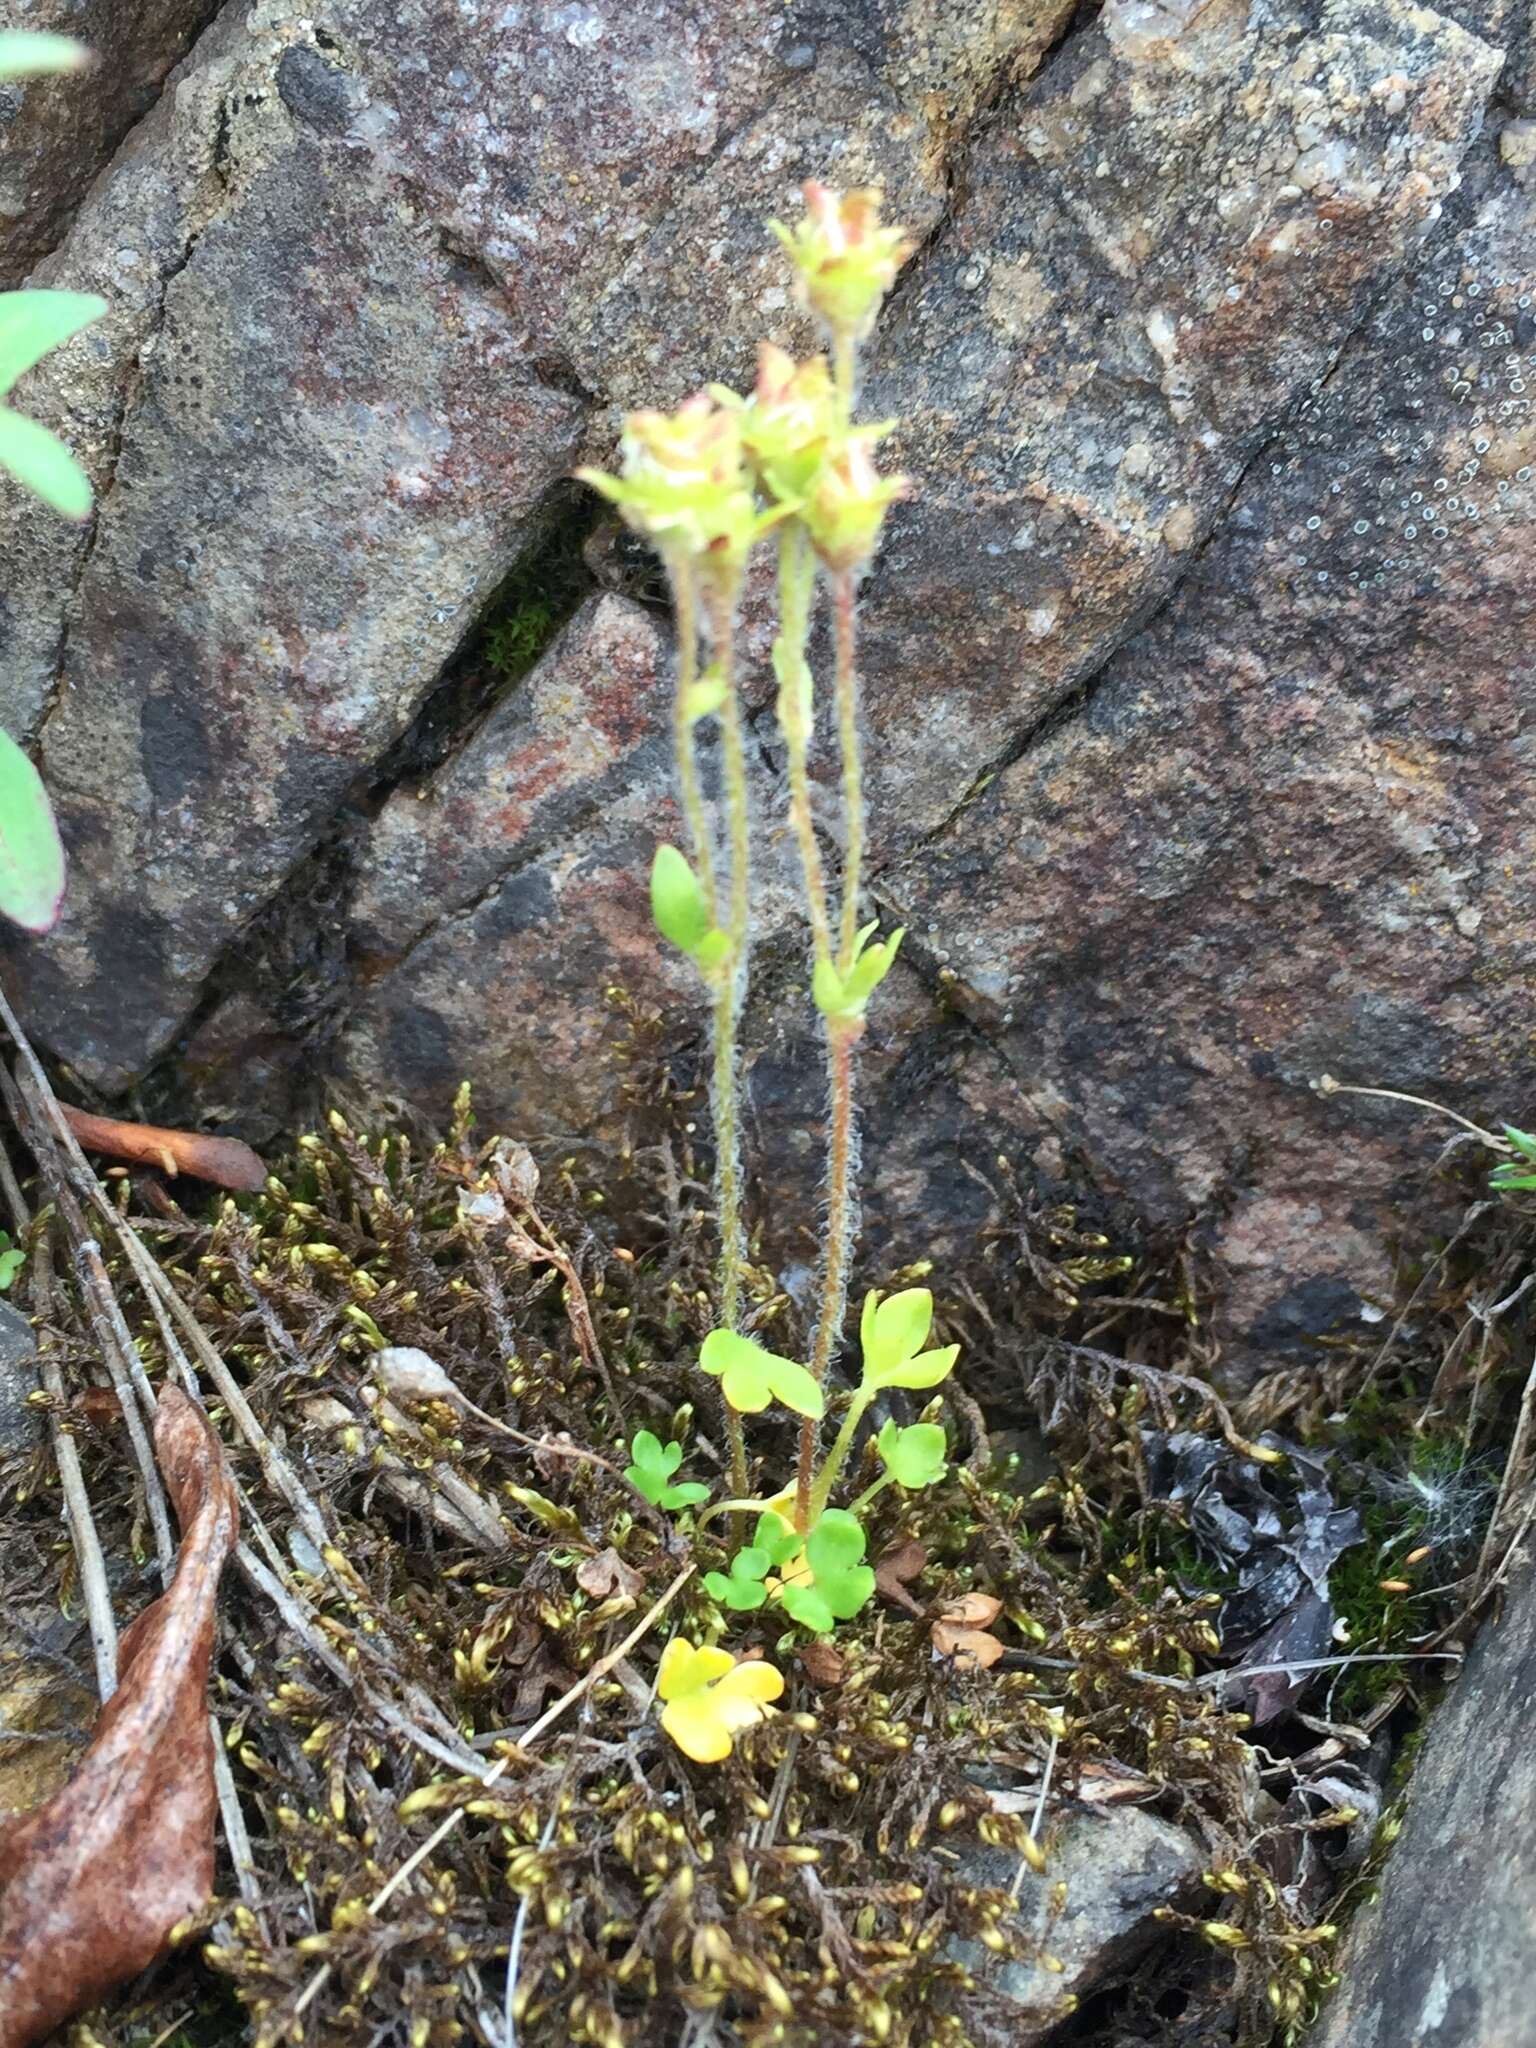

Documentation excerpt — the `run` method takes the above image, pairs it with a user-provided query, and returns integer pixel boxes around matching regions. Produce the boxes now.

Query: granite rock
[0,0,218,286]
[1307,1553,1536,2048]
[951,1807,1202,2044]
[884,131,1536,1351]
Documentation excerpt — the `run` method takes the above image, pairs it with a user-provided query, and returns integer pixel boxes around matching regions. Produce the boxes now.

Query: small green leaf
[0,31,91,79]
[694,926,732,972]
[753,1511,802,1568]
[625,1429,706,1509]
[700,1328,825,1419]
[813,923,905,1019]
[0,406,93,519]
[1501,1125,1536,1161]
[863,1289,932,1374]
[704,1541,774,1611]
[876,1418,948,1489]
[0,1243,21,1290]
[0,290,107,397]
[651,844,712,954]
[704,1569,768,1610]
[763,1354,825,1419]
[780,1583,837,1633]
[859,1286,960,1393]
[813,955,847,1017]
[0,728,65,934]
[875,1344,960,1393]
[805,1509,866,1576]
[779,1508,875,1633]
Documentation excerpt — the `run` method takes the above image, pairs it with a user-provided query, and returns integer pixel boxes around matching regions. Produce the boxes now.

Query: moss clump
[2,1102,1531,2048]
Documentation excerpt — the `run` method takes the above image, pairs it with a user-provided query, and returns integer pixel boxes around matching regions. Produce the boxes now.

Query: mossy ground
[2,1074,1532,2048]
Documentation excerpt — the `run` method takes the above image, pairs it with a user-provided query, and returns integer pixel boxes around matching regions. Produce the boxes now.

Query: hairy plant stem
[791,560,869,1528]
[832,568,863,970]
[775,521,832,962]
[809,1387,872,1524]
[666,557,747,1498]
[832,327,856,429]
[797,1014,859,1528]
[706,576,752,1501]
[667,558,716,908]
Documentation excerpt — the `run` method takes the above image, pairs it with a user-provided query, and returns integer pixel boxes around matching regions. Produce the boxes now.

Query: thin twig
[20,1209,118,1697]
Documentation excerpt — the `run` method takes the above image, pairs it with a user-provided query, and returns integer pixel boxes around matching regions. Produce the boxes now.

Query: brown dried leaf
[0,1387,239,2048]
[1075,1760,1157,1805]
[939,1592,1002,1629]
[58,1103,267,1192]
[874,1539,927,1615]
[930,1620,1006,1671]
[576,1548,643,1602]
[797,1641,848,1689]
[931,1588,1007,1671]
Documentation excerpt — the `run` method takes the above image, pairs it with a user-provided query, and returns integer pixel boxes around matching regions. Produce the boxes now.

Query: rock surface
[1308,1556,1536,2048]
[0,1299,40,1455]
[0,0,1530,1364]
[0,0,218,285]
[883,126,1536,1347]
[951,1809,1201,2042]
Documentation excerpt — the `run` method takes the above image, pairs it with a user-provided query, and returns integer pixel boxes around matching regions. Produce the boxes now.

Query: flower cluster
[582,187,909,587]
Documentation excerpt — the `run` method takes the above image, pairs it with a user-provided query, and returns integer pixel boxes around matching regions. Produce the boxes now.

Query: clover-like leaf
[658,1638,784,1763]
[779,1508,875,1634]
[700,1328,825,1419]
[876,1418,948,1490]
[704,1544,772,1611]
[753,1510,803,1569]
[624,1429,709,1510]
[858,1287,961,1393]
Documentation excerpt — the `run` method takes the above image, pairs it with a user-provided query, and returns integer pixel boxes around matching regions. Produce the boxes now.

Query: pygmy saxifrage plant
[0,30,108,939]
[581,184,962,1762]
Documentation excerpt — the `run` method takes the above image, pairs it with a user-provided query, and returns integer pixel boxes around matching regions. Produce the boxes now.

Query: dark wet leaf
[1144,1428,1363,1724]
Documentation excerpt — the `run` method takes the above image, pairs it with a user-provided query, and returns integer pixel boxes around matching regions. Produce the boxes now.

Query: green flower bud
[576,392,782,590]
[769,183,912,342]
[726,342,837,506]
[801,431,908,573]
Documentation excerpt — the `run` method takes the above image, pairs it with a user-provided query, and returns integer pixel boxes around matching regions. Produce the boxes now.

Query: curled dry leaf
[576,1548,644,1602]
[874,1538,927,1615]
[0,1386,238,2048]
[59,1103,267,1193]
[931,1590,1005,1672]
[489,1138,540,1207]
[797,1641,848,1689]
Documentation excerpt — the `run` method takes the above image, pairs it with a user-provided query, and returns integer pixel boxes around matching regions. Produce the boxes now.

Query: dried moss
[2,1104,1532,2048]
